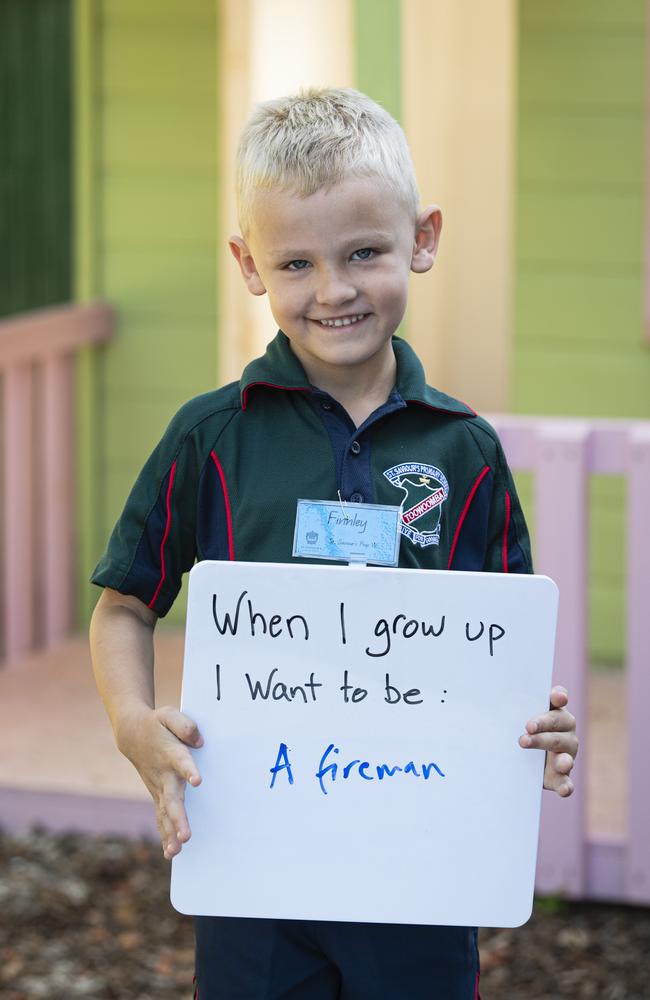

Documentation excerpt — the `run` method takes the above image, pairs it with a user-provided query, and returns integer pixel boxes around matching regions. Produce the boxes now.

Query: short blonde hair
[235,87,420,235]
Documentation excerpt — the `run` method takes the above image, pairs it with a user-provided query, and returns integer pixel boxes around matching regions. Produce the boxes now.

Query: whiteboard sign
[171,561,558,927]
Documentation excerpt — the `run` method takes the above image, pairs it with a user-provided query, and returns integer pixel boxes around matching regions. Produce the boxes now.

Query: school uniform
[93,330,532,999]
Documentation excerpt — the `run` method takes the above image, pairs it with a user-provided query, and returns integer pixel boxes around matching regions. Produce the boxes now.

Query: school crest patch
[383,462,449,548]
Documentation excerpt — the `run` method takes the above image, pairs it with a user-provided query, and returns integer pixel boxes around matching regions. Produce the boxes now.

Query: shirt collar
[240,330,475,418]
[392,337,476,417]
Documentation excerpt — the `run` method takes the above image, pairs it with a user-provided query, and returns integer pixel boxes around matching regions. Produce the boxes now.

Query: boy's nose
[314,268,357,307]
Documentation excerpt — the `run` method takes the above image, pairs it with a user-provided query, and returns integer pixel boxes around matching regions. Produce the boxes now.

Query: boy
[90,88,578,999]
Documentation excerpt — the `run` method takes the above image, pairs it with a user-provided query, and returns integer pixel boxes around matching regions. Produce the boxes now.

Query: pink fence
[0,302,114,662]
[489,414,650,906]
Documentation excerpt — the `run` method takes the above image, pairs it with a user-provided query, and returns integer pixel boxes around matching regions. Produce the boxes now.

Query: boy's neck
[300,345,398,429]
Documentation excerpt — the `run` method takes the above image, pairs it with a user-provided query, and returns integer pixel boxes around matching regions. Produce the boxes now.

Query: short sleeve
[91,409,202,616]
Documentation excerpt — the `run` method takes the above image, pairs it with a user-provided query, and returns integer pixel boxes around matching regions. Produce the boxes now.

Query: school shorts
[193,916,480,999]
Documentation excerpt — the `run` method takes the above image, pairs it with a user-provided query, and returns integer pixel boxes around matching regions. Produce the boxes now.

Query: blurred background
[1,1,649,996]
[2,0,647,646]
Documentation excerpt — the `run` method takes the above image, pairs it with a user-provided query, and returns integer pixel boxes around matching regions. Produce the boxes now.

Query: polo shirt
[92,331,532,614]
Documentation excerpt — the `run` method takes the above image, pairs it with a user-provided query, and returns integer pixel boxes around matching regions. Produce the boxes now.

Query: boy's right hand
[117,706,203,860]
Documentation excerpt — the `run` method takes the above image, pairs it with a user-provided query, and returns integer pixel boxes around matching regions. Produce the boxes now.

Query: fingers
[157,771,194,860]
[156,775,191,861]
[129,708,204,859]
[520,702,578,756]
[157,706,203,788]
[543,752,575,797]
[519,683,579,798]
[158,706,204,749]
[157,732,202,858]
[519,726,578,757]
[549,685,569,709]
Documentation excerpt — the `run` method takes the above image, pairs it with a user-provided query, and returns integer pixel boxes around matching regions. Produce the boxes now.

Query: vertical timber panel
[2,368,34,659]
[625,426,650,900]
[43,356,74,644]
[534,425,589,896]
[74,0,103,624]
[0,0,72,317]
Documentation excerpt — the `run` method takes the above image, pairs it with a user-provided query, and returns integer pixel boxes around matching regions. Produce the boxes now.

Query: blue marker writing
[269,742,294,789]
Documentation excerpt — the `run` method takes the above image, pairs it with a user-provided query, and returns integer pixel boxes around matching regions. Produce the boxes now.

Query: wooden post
[534,422,589,897]
[625,424,650,900]
[43,355,74,645]
[3,366,34,660]
[0,302,114,665]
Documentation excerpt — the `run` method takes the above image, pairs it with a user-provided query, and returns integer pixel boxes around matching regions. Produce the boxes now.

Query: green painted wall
[75,0,218,624]
[354,0,401,121]
[354,0,403,339]
[1,0,71,316]
[515,0,648,661]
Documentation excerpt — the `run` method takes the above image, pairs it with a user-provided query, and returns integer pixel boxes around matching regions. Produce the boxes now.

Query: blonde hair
[235,87,420,234]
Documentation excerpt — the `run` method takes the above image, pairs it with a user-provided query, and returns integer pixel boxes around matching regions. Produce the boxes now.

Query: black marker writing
[465,620,505,656]
[245,668,322,703]
[366,613,445,657]
[212,591,309,640]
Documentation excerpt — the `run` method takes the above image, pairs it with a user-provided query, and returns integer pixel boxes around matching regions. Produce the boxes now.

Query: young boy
[90,88,578,999]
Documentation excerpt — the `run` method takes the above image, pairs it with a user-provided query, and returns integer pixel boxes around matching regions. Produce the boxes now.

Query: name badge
[292,499,401,566]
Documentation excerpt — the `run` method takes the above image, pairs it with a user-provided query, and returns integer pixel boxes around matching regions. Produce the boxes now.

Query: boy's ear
[410,205,442,274]
[229,236,267,296]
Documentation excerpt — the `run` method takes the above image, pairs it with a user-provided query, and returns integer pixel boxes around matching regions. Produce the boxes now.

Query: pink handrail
[489,414,650,906]
[0,302,114,662]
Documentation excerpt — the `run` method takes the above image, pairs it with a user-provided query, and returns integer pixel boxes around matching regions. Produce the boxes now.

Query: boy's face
[230,177,441,385]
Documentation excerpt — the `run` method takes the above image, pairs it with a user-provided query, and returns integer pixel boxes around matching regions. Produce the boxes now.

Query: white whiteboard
[170,561,558,927]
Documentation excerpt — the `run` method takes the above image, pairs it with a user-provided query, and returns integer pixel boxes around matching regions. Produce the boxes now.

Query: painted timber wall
[75,0,218,624]
[1,0,71,316]
[514,0,648,662]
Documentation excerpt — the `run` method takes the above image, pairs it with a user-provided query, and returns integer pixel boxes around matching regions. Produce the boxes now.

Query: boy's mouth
[312,313,368,329]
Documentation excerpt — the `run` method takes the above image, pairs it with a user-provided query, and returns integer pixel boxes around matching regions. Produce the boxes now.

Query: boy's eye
[351,248,375,261]
[286,259,311,271]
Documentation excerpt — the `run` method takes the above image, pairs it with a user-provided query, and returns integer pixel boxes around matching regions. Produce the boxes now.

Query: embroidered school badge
[383,462,449,548]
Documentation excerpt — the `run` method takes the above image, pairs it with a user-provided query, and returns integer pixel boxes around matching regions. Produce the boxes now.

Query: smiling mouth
[313,313,368,328]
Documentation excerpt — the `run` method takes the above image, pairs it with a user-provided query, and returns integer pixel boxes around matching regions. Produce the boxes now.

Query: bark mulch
[1,829,648,999]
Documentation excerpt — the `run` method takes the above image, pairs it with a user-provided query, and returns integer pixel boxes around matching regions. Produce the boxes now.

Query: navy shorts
[193,917,480,999]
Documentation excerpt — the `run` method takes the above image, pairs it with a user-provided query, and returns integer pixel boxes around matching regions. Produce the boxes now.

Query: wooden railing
[0,302,114,662]
[489,414,650,906]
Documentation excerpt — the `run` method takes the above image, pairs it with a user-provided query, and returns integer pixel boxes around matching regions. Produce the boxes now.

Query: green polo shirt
[92,332,532,615]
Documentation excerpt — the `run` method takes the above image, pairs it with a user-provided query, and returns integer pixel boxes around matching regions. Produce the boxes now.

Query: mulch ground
[1,829,648,999]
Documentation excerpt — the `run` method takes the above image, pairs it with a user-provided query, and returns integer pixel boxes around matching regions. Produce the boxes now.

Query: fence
[1,317,648,905]
[0,302,114,662]
[489,414,650,906]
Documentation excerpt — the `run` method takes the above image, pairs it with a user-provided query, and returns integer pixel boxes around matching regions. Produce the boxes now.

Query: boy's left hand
[519,685,578,797]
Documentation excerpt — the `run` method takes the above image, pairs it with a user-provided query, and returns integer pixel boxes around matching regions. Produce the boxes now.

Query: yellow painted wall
[217,0,354,384]
[402,0,517,411]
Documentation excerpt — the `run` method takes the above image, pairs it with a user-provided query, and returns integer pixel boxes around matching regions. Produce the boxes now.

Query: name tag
[292,499,401,566]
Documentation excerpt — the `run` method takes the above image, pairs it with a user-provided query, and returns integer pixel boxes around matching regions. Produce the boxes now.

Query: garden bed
[1,830,648,999]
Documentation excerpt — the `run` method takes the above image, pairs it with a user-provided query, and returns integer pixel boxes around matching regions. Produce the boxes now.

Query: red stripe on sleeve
[210,450,235,560]
[502,490,512,573]
[447,465,490,570]
[148,461,177,609]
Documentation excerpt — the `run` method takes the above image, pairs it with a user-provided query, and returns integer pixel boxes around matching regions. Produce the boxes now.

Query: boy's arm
[89,587,203,859]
